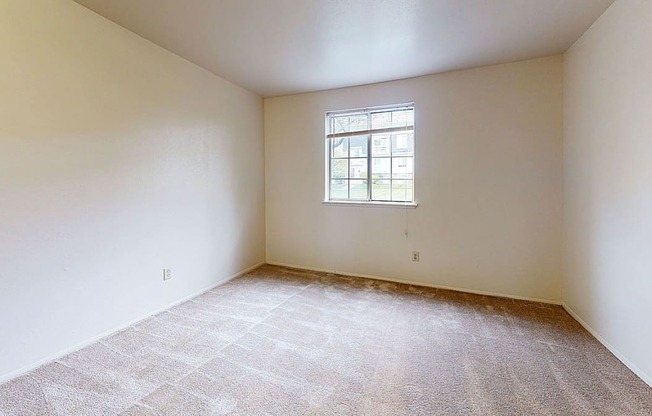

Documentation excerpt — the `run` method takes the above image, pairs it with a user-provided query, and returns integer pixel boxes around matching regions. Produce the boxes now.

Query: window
[325,103,415,204]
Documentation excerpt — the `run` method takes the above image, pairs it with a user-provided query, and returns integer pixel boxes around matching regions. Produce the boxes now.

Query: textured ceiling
[74,0,614,97]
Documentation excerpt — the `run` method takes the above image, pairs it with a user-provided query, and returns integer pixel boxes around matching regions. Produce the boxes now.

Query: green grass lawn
[331,181,413,201]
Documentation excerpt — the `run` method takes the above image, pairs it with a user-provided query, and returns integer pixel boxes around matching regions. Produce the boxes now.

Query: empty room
[1,0,651,414]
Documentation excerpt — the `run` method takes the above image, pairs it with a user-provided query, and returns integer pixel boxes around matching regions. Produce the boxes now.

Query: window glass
[326,104,414,203]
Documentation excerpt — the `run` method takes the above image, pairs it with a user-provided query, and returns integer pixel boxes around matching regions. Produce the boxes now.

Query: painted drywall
[563,0,652,385]
[265,56,563,302]
[0,0,264,380]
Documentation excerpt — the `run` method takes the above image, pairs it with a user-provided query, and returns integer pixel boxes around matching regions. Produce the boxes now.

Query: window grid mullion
[368,135,373,201]
[346,154,351,199]
[389,135,393,201]
[347,126,351,199]
[367,112,372,202]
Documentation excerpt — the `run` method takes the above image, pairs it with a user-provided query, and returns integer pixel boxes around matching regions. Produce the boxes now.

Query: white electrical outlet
[163,268,172,281]
[412,251,420,262]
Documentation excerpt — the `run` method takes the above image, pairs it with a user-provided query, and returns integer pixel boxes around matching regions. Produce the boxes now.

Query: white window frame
[323,103,417,208]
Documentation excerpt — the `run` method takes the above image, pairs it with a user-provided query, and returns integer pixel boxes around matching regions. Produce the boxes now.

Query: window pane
[332,116,350,134]
[371,134,390,156]
[392,157,413,179]
[372,179,391,201]
[331,137,348,158]
[349,180,368,200]
[391,109,413,128]
[391,180,413,202]
[371,157,390,178]
[349,114,368,132]
[371,111,392,129]
[391,133,413,155]
[331,159,348,179]
[349,135,368,157]
[349,158,368,179]
[330,180,348,199]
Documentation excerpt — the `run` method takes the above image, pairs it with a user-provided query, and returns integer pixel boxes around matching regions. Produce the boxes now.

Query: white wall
[563,0,652,385]
[0,0,264,380]
[265,56,563,302]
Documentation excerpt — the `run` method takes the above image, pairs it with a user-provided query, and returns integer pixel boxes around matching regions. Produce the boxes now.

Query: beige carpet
[0,265,650,415]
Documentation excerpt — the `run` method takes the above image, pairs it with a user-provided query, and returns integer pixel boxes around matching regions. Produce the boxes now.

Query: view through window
[326,104,414,203]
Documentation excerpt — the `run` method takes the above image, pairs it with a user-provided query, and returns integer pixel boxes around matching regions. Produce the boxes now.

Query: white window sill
[322,200,418,209]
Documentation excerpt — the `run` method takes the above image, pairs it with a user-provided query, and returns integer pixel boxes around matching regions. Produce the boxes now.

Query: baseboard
[0,261,265,385]
[266,261,561,305]
[562,303,652,388]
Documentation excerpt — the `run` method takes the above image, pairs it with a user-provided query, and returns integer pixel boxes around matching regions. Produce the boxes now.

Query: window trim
[324,103,416,206]
[322,200,418,208]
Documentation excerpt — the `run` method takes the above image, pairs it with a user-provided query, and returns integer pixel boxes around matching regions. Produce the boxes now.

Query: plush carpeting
[1,265,650,415]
